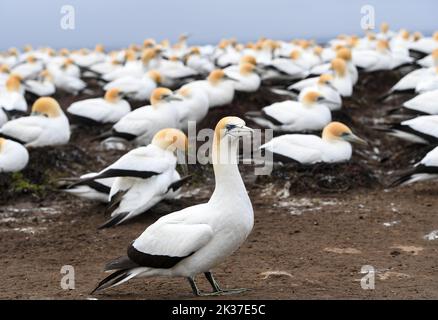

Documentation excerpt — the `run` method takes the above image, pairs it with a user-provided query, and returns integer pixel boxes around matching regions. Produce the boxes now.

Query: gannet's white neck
[209,135,250,205]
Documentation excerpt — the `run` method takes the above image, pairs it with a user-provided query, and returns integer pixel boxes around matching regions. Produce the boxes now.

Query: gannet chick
[246,90,332,132]
[0,97,70,147]
[100,129,189,228]
[67,88,131,124]
[92,117,254,297]
[0,137,29,172]
[109,88,180,145]
[260,122,367,164]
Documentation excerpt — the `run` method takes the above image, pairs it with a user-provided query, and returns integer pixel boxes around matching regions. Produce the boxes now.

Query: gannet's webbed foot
[187,273,249,297]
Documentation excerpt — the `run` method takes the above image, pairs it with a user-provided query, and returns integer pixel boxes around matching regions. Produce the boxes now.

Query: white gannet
[0,64,11,88]
[24,70,56,97]
[246,90,332,132]
[110,88,180,145]
[260,122,367,164]
[185,69,236,108]
[100,129,188,228]
[174,86,209,131]
[330,58,353,97]
[11,55,43,79]
[67,88,131,124]
[0,97,70,147]
[50,61,87,95]
[0,75,27,112]
[91,116,254,297]
[157,56,198,87]
[409,31,438,55]
[260,50,309,81]
[0,137,29,172]
[225,62,261,93]
[381,115,438,144]
[185,47,215,75]
[104,70,161,101]
[417,49,438,68]
[391,146,438,187]
[288,74,342,111]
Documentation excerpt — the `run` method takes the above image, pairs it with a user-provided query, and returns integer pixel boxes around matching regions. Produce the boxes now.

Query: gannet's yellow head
[239,63,256,75]
[413,32,422,41]
[104,88,122,103]
[150,88,181,107]
[381,22,389,34]
[318,74,333,86]
[59,48,70,56]
[314,46,323,56]
[8,47,18,56]
[143,39,155,48]
[177,86,193,98]
[169,56,179,62]
[331,58,347,77]
[142,48,156,64]
[432,49,438,65]
[367,32,376,41]
[24,45,33,53]
[147,70,162,84]
[40,69,53,81]
[152,128,188,153]
[160,39,170,48]
[214,116,253,147]
[377,40,390,53]
[322,122,367,145]
[6,75,22,92]
[190,47,201,55]
[125,50,136,62]
[0,64,10,74]
[400,29,410,40]
[208,69,226,85]
[31,97,62,118]
[290,50,301,60]
[348,36,359,48]
[240,55,257,66]
[26,55,37,63]
[336,47,352,61]
[0,138,5,153]
[300,91,322,106]
[95,44,105,53]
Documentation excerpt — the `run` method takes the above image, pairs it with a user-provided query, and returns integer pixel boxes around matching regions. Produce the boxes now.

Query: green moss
[10,172,46,195]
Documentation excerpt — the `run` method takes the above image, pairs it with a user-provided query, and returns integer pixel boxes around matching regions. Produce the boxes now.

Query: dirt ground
[1,68,438,300]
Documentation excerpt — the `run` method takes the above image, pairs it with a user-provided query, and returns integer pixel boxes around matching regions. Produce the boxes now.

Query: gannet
[104,70,161,101]
[391,146,438,187]
[67,88,131,124]
[24,70,56,97]
[100,129,189,228]
[0,137,29,172]
[92,117,254,296]
[381,115,438,144]
[330,58,353,97]
[225,63,261,92]
[0,75,27,112]
[174,86,209,131]
[109,88,180,145]
[0,97,70,147]
[260,122,367,164]
[185,69,236,108]
[246,90,332,132]
[402,89,438,115]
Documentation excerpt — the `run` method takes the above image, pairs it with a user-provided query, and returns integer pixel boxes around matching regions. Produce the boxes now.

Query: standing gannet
[104,70,161,101]
[381,115,438,144]
[100,129,189,228]
[0,75,27,112]
[185,69,236,108]
[109,88,180,145]
[67,88,131,124]
[174,86,209,131]
[225,63,261,93]
[92,117,254,296]
[246,90,332,132]
[260,122,367,164]
[0,97,70,147]
[391,146,438,187]
[330,58,353,97]
[0,137,29,172]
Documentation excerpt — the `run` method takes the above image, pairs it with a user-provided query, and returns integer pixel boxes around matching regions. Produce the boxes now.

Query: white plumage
[0,138,29,172]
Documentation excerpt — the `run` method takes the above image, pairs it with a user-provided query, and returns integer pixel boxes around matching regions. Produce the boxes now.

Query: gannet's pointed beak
[343,133,368,146]
[236,125,254,136]
[164,94,183,102]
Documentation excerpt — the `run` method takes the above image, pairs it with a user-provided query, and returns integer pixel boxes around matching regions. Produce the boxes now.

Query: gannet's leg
[204,272,248,296]
[187,277,202,296]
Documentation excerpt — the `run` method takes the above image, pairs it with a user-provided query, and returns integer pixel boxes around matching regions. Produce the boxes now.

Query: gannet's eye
[226,124,236,131]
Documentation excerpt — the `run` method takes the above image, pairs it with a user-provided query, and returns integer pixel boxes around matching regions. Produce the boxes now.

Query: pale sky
[0,0,436,50]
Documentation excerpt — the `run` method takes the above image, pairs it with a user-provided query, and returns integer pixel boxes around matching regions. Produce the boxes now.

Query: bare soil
[1,68,438,299]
